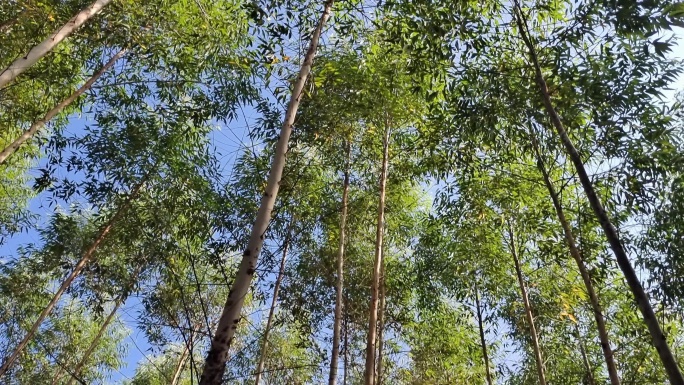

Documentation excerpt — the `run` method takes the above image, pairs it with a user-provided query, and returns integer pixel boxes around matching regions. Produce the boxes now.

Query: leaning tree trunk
[474,280,493,385]
[575,323,596,385]
[198,2,334,383]
[531,137,620,385]
[0,0,113,89]
[67,264,143,385]
[0,48,127,165]
[507,224,547,385]
[513,4,684,384]
[171,345,190,385]
[66,297,124,385]
[254,219,295,385]
[363,126,390,385]
[0,178,146,378]
[329,141,352,385]
[376,262,386,385]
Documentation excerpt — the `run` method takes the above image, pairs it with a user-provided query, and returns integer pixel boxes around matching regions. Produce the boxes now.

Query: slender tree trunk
[575,323,596,385]
[329,141,352,385]
[171,345,190,385]
[254,219,295,385]
[0,0,112,89]
[531,138,620,385]
[343,298,349,385]
[198,2,333,383]
[0,179,146,377]
[474,280,493,385]
[507,224,547,385]
[364,125,390,385]
[513,5,683,384]
[66,297,124,385]
[376,263,386,385]
[0,48,127,165]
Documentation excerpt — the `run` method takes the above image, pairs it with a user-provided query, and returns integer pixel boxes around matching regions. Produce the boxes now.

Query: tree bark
[531,137,620,385]
[66,297,124,385]
[575,323,596,385]
[329,141,352,385]
[376,263,386,385]
[254,218,295,385]
[0,178,146,377]
[171,345,190,385]
[474,280,493,385]
[513,4,683,384]
[198,1,333,383]
[343,297,349,385]
[0,0,113,89]
[363,125,390,385]
[507,224,547,385]
[0,48,127,165]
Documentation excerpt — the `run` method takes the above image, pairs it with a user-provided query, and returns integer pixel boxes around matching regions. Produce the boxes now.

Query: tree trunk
[0,178,146,377]
[254,218,295,385]
[171,345,190,385]
[376,263,386,385]
[363,125,390,385]
[198,1,333,383]
[507,224,547,385]
[474,280,493,385]
[329,141,352,385]
[513,5,683,384]
[531,137,620,385]
[575,323,596,385]
[0,48,127,165]
[343,297,349,385]
[0,0,113,89]
[66,297,124,385]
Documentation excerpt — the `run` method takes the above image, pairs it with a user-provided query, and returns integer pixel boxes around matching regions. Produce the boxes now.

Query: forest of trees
[2,0,684,384]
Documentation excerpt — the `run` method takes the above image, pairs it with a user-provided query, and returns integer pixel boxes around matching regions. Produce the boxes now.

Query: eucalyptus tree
[199,1,334,382]
[0,217,131,383]
[512,1,684,381]
[0,0,112,88]
[0,48,127,165]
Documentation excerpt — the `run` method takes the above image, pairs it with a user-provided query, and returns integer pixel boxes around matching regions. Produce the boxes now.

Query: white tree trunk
[0,0,113,89]
[198,2,334,383]
[0,48,127,165]
[0,178,146,377]
[66,297,124,385]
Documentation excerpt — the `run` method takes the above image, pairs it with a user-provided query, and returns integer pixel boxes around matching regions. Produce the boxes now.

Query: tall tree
[329,141,352,385]
[199,1,334,383]
[513,3,684,383]
[363,125,390,385]
[506,222,547,385]
[254,217,295,384]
